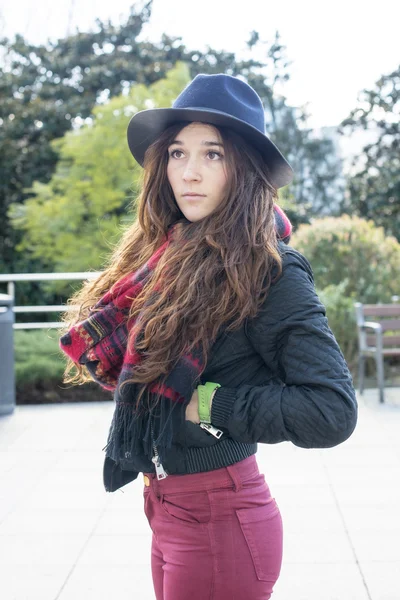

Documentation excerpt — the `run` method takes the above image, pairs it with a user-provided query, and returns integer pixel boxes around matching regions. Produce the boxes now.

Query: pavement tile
[0,450,33,475]
[31,469,104,490]
[15,487,109,511]
[57,565,155,600]
[0,474,49,524]
[0,494,21,524]
[0,533,87,566]
[340,504,400,534]
[278,501,344,532]
[283,528,355,563]
[333,485,400,507]
[349,531,400,562]
[0,565,70,600]
[95,507,151,536]
[52,450,105,472]
[273,563,369,599]
[324,465,400,487]
[0,508,101,535]
[359,562,400,600]
[272,484,337,508]
[263,460,330,486]
[76,533,152,566]
[321,445,399,468]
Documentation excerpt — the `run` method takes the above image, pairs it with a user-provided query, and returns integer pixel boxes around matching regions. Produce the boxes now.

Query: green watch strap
[198,382,221,423]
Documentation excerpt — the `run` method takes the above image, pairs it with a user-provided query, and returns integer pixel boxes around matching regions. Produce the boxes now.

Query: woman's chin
[181,208,210,223]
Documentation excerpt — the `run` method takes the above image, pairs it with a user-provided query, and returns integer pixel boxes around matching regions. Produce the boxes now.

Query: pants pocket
[236,499,283,582]
[161,490,211,525]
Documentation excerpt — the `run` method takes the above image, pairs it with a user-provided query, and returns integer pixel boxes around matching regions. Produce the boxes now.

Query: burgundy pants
[143,455,283,600]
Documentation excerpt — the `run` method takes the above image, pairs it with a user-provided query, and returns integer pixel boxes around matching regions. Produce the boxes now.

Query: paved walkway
[0,387,399,600]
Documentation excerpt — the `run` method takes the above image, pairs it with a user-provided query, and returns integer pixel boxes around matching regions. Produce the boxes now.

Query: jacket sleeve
[210,247,358,449]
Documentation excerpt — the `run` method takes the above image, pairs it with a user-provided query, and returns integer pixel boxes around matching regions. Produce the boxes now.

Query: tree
[9,64,190,279]
[2,3,341,287]
[339,65,400,240]
[292,215,400,303]
[242,33,343,222]
[0,2,155,275]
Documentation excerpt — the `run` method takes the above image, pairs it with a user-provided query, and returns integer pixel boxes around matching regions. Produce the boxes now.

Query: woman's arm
[210,248,357,449]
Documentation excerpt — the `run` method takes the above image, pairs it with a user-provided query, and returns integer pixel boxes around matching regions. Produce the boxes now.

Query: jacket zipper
[199,422,224,438]
[150,416,168,480]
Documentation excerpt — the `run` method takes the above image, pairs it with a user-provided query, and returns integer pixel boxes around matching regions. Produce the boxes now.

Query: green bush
[317,282,358,371]
[14,329,65,385]
[14,329,112,403]
[292,215,400,376]
[292,215,400,303]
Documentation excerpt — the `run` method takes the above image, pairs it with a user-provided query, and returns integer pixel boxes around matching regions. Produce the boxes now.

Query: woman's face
[166,122,229,222]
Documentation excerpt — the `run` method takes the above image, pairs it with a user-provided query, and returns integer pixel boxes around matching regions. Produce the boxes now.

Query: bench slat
[366,335,400,347]
[381,319,400,332]
[363,305,400,317]
[365,319,400,331]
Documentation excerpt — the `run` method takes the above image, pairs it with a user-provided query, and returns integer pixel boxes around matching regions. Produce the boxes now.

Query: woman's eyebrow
[202,141,224,147]
[169,139,224,147]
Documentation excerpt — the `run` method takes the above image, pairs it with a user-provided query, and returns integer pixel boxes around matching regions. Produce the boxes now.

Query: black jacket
[103,243,357,492]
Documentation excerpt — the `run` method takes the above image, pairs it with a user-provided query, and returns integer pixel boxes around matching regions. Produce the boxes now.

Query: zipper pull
[149,414,168,480]
[199,422,224,439]
[152,455,168,480]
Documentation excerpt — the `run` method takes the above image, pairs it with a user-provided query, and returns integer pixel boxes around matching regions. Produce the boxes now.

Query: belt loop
[226,463,242,492]
[151,474,162,499]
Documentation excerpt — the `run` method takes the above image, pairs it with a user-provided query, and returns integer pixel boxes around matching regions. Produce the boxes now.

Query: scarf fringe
[102,387,184,465]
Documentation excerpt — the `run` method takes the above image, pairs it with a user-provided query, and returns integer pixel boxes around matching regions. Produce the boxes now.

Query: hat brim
[127,107,293,188]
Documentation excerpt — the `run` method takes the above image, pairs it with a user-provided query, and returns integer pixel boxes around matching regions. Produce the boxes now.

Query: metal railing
[1,272,399,331]
[0,272,102,330]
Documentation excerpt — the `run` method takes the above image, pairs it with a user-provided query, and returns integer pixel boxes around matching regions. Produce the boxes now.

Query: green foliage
[292,214,400,370]
[340,65,400,240]
[0,3,154,275]
[2,6,342,286]
[278,185,308,231]
[9,63,190,277]
[14,329,112,403]
[10,52,340,279]
[292,215,400,303]
[14,329,65,385]
[317,282,358,370]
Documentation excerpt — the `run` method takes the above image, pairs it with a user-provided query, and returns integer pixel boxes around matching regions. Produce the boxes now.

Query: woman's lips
[182,194,205,200]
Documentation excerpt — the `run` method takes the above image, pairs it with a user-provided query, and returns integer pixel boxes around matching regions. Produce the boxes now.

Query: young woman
[60,73,357,600]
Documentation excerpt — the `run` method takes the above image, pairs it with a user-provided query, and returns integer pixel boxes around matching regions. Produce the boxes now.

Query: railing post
[0,294,15,415]
[7,281,15,301]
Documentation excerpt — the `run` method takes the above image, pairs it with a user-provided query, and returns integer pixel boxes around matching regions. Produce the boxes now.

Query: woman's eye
[207,151,223,160]
[168,149,223,160]
[170,149,184,159]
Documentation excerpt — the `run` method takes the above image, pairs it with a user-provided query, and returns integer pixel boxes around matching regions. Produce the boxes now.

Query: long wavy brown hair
[60,121,282,394]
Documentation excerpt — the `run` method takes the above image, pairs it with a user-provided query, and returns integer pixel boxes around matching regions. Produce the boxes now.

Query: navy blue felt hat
[127,73,293,188]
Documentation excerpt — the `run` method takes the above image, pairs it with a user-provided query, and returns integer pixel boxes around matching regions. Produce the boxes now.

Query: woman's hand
[185,389,200,423]
[185,386,218,424]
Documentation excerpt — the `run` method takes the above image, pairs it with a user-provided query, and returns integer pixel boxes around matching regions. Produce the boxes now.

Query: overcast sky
[1,0,399,128]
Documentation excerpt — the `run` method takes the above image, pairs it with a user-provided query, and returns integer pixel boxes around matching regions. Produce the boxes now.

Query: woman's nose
[183,161,201,182]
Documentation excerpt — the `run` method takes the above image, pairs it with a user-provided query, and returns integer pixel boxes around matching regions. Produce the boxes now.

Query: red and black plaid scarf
[60,205,292,466]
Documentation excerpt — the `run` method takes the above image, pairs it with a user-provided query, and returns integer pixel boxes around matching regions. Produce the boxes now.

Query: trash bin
[0,293,15,415]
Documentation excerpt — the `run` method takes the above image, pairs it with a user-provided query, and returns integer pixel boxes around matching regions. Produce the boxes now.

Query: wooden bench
[354,303,400,403]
